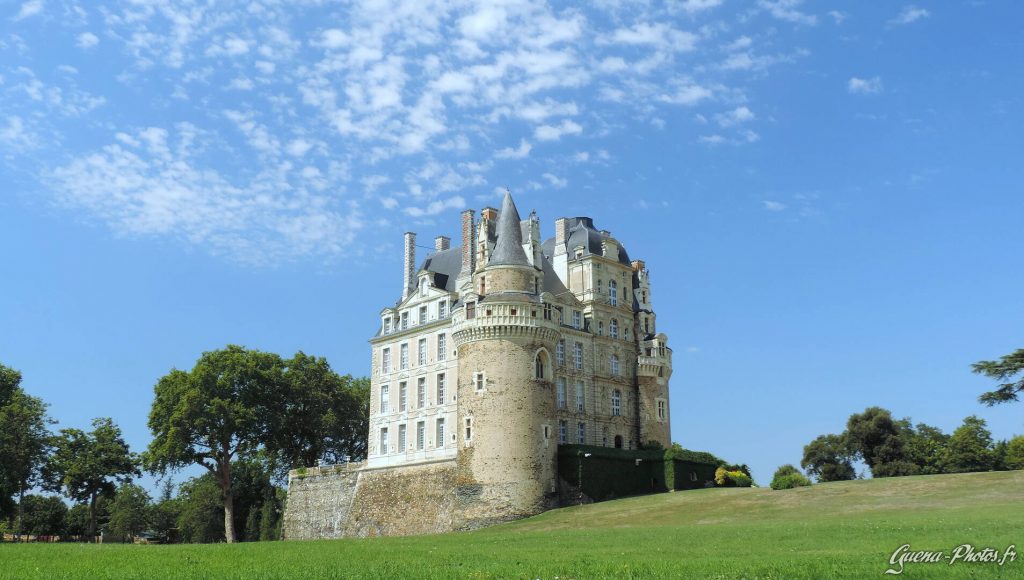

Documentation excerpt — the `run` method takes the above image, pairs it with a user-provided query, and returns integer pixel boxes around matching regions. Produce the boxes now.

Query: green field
[3,470,1023,579]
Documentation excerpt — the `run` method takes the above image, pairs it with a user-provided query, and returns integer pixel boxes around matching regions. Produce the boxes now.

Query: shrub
[770,465,812,490]
[1004,435,1024,470]
[714,467,752,487]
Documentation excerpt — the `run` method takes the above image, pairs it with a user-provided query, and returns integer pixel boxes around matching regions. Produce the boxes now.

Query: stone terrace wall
[283,463,362,540]
[284,460,458,540]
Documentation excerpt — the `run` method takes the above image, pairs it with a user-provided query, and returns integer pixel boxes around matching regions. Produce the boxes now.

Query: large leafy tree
[273,352,369,474]
[1005,435,1024,471]
[144,345,286,543]
[944,415,995,473]
[801,434,856,482]
[17,495,68,536]
[845,407,910,477]
[0,365,54,535]
[900,421,950,475]
[972,349,1024,406]
[107,483,152,540]
[46,418,139,537]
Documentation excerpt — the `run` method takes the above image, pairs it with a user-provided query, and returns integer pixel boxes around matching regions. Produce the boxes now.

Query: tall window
[610,319,619,339]
[383,317,391,335]
[572,310,581,329]
[382,348,391,374]
[417,377,426,408]
[556,340,565,365]
[466,301,476,319]
[401,311,409,330]
[574,342,583,370]
[437,333,447,361]
[416,421,425,450]
[399,382,407,412]
[380,384,389,414]
[475,372,485,391]
[657,399,667,421]
[612,389,622,416]
[436,373,446,405]
[559,420,567,444]
[575,380,585,412]
[400,343,409,370]
[438,299,448,319]
[557,378,567,409]
[544,304,552,320]
[398,424,407,451]
[464,417,473,442]
[611,355,620,377]
[418,338,427,366]
[535,351,547,379]
[609,280,618,306]
[598,321,604,336]
[379,427,389,454]
[577,422,586,444]
[419,305,427,324]
[436,418,445,448]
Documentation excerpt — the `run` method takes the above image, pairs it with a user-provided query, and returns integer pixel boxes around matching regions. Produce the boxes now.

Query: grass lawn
[3,470,1022,579]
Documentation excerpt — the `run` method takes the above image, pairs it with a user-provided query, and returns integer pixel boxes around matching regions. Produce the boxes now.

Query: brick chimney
[554,218,569,256]
[459,210,475,281]
[435,236,451,252]
[403,232,416,301]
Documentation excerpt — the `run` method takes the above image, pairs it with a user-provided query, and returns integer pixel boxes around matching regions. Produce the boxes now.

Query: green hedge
[558,445,719,501]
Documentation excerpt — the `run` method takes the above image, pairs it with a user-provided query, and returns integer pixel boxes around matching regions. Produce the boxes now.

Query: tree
[17,495,67,536]
[845,407,909,477]
[272,353,369,475]
[1005,436,1024,470]
[176,475,224,544]
[150,479,181,544]
[144,345,286,543]
[0,363,21,406]
[944,415,995,473]
[46,418,139,537]
[107,484,152,541]
[972,348,1024,405]
[770,464,812,490]
[0,385,54,536]
[801,434,856,482]
[900,421,950,475]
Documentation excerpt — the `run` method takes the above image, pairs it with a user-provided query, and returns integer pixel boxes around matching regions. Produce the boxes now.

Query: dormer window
[383,317,391,335]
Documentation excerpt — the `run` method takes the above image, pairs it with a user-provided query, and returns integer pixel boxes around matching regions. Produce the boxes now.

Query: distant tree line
[0,346,369,544]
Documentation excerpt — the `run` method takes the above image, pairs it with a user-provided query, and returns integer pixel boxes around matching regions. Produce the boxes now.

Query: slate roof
[540,217,633,267]
[488,191,531,267]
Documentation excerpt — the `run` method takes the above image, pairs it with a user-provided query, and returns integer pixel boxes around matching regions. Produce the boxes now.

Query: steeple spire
[488,190,531,267]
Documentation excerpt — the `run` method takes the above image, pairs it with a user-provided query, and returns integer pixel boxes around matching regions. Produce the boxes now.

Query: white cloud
[403,196,466,217]
[0,116,38,149]
[716,106,755,127]
[659,83,713,106]
[676,0,723,14]
[828,10,847,24]
[13,0,43,21]
[890,6,930,25]
[603,22,698,52]
[542,172,567,188]
[495,139,532,159]
[762,200,786,211]
[76,32,99,49]
[534,119,582,141]
[758,0,817,26]
[286,138,314,157]
[848,76,883,95]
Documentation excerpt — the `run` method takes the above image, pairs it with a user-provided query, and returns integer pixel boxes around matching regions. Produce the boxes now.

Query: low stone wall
[284,460,458,540]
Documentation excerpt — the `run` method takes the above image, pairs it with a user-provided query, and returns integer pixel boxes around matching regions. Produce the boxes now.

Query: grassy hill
[4,470,1023,579]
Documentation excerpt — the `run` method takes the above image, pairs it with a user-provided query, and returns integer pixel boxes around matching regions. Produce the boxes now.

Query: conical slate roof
[488,191,531,267]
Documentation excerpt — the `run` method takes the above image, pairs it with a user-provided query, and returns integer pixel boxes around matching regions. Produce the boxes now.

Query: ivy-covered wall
[557,445,719,501]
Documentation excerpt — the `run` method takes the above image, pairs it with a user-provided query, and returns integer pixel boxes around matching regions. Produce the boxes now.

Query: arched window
[535,350,549,380]
[610,319,619,339]
[609,280,618,306]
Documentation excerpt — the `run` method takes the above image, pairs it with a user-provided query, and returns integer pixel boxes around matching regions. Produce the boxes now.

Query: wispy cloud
[13,0,43,21]
[848,76,883,95]
[890,5,930,26]
[758,0,817,26]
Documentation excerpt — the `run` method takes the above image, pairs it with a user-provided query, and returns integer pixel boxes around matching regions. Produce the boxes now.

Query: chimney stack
[435,236,451,252]
[459,210,475,281]
[403,232,416,301]
[554,218,569,255]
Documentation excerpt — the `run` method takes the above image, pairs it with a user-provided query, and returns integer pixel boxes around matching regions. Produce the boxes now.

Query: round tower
[452,191,559,529]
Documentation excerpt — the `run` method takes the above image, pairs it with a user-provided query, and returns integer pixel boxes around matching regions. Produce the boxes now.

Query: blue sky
[1,0,1022,487]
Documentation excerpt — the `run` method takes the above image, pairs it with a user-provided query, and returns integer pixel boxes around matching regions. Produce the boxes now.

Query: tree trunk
[15,484,24,542]
[220,460,236,543]
[88,490,98,541]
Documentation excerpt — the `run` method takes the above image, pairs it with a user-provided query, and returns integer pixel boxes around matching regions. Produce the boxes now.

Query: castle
[283,192,673,539]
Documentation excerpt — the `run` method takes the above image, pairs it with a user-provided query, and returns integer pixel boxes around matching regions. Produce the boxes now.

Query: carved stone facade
[284,192,673,539]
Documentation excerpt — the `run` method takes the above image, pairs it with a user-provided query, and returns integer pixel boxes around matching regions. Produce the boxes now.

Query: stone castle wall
[284,460,458,540]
